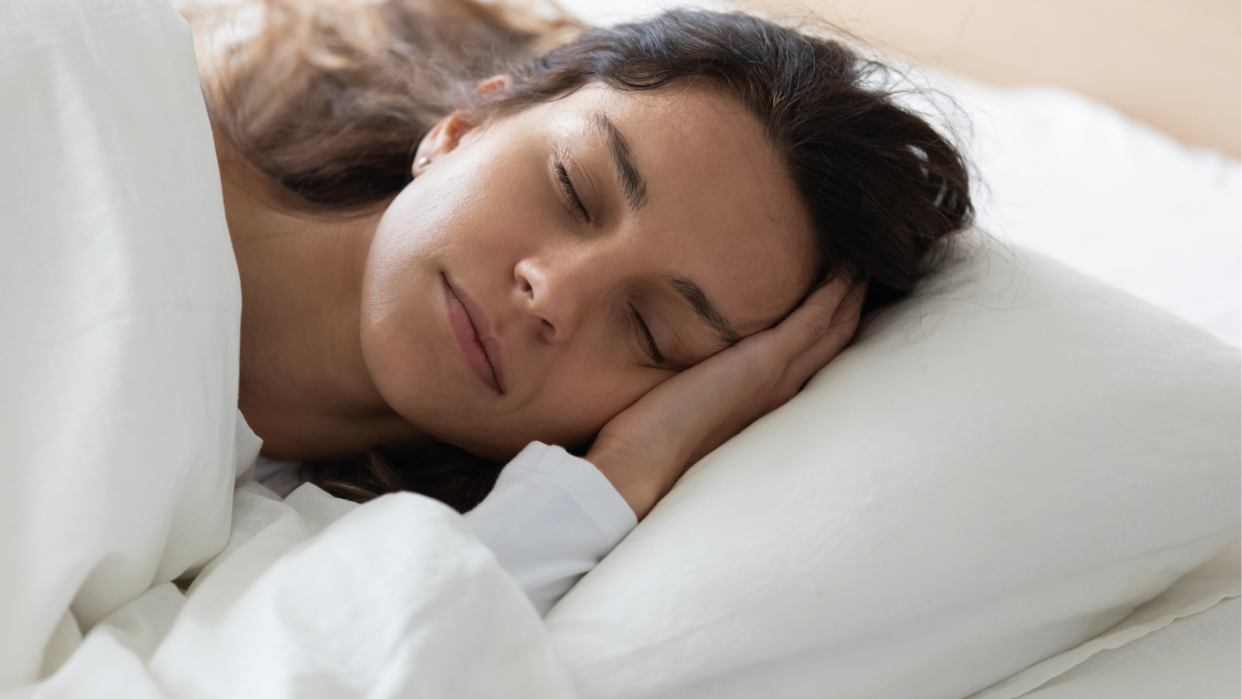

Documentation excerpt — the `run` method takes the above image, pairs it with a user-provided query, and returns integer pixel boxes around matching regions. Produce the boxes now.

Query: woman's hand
[586,276,866,519]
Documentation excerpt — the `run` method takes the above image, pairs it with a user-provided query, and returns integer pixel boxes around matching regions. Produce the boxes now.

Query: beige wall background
[740,0,1241,157]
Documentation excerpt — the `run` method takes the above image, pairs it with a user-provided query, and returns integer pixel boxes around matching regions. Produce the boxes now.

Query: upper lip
[444,275,506,393]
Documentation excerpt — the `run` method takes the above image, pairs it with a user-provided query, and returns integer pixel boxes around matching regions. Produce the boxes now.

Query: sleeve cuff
[464,442,637,615]
[496,442,637,547]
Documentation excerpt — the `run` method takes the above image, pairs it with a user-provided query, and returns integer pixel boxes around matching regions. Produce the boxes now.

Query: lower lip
[443,277,501,393]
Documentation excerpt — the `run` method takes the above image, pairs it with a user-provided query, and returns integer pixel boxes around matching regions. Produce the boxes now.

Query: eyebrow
[666,275,741,347]
[590,112,648,211]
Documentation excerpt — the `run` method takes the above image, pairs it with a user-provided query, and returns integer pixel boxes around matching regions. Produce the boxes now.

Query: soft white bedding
[0,0,240,686]
[158,482,573,699]
[1017,598,1240,699]
[934,72,1241,348]
[971,540,1240,699]
[3,0,1237,697]
[25,480,574,698]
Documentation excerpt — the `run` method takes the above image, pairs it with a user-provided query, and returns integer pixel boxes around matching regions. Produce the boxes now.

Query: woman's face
[361,83,816,459]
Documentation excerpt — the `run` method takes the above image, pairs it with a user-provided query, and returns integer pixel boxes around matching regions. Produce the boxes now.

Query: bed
[1,0,1237,697]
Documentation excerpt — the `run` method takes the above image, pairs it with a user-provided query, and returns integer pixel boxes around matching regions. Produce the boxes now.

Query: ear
[411,74,514,177]
[475,74,513,95]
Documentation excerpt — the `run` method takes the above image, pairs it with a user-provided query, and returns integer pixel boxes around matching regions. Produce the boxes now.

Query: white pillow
[544,236,1241,699]
[928,73,1242,348]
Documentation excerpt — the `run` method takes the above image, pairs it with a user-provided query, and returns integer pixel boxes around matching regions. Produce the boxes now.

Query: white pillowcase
[545,236,1241,699]
[927,73,1242,348]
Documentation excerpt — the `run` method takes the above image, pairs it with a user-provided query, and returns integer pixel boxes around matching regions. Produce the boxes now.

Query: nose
[513,250,609,344]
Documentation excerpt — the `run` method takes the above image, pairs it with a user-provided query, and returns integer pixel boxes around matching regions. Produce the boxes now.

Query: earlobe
[410,111,475,176]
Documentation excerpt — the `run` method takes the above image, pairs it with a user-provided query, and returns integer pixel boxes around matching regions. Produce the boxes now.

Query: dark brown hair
[196,0,972,511]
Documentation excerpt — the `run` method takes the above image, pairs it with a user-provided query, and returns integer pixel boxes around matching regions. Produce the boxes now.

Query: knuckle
[809,311,835,336]
[791,307,834,340]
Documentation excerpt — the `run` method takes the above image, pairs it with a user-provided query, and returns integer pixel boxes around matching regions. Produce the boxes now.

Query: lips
[442,274,504,393]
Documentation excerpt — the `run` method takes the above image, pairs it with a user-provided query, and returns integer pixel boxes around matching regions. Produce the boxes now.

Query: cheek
[359,277,444,418]
[420,325,668,462]
[525,346,667,447]
[358,190,465,414]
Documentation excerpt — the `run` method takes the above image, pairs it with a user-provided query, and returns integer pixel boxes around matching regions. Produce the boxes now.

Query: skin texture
[223,79,861,517]
[367,81,819,454]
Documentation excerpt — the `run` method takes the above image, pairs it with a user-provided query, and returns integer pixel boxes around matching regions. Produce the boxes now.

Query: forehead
[539,83,817,334]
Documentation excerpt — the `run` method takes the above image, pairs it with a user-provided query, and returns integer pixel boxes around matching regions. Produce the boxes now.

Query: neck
[216,131,426,460]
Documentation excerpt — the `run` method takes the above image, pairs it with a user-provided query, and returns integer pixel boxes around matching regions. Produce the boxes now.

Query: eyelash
[553,158,660,366]
[629,304,666,366]
[554,161,591,223]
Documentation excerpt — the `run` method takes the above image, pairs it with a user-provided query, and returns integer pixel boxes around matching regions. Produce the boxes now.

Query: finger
[778,281,866,397]
[762,274,855,358]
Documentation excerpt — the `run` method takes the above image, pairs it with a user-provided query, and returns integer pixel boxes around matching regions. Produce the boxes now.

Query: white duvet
[0,0,570,695]
[15,482,574,698]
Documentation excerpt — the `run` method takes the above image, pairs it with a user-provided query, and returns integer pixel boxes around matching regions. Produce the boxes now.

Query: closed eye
[555,161,590,223]
[629,304,666,366]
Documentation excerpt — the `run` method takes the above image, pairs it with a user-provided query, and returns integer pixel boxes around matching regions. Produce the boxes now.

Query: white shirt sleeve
[464,442,637,616]
[251,440,638,615]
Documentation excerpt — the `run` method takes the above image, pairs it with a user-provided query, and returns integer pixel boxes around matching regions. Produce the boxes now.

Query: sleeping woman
[194,0,972,612]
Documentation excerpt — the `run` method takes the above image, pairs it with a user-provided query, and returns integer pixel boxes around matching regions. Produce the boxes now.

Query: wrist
[584,440,673,520]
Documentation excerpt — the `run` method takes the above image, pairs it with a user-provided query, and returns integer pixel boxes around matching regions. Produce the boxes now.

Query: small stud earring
[415,156,431,168]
